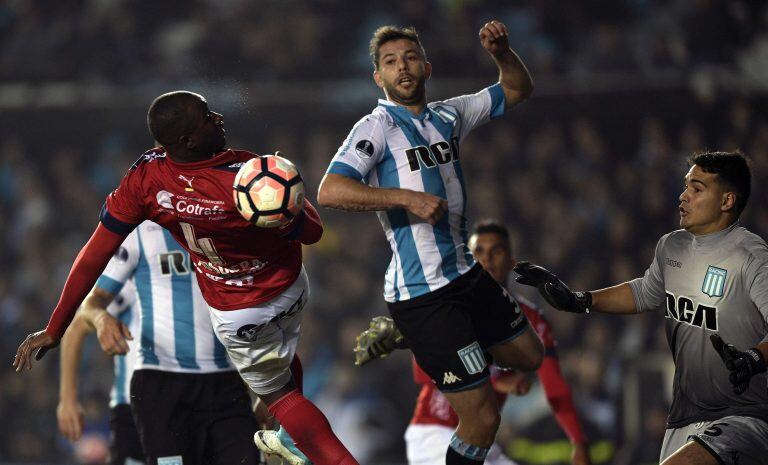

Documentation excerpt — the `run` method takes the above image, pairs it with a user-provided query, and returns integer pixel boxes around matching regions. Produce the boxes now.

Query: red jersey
[410,294,587,444]
[104,148,305,310]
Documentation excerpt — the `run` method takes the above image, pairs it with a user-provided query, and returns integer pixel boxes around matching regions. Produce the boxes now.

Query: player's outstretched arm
[513,262,636,314]
[57,314,93,442]
[479,20,533,109]
[318,173,447,225]
[13,223,129,372]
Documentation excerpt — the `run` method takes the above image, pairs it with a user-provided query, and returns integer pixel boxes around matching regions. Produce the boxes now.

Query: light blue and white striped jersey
[106,280,139,407]
[328,84,505,302]
[96,221,232,373]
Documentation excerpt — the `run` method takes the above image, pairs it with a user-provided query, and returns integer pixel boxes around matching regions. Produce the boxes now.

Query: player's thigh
[404,424,455,465]
[130,370,194,464]
[661,417,768,465]
[208,268,308,395]
[442,380,500,432]
[108,404,145,465]
[486,326,543,372]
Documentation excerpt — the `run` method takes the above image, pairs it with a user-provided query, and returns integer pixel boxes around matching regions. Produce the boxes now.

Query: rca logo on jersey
[442,372,462,384]
[702,266,727,297]
[405,136,460,172]
[665,291,718,330]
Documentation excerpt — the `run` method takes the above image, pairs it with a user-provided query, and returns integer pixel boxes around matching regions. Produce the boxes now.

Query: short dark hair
[471,219,513,255]
[688,151,751,216]
[147,91,202,146]
[369,25,426,69]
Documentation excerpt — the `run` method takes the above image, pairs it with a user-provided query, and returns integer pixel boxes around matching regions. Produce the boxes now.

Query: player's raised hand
[404,190,447,225]
[513,262,591,313]
[710,334,766,395]
[57,399,85,442]
[479,20,510,58]
[93,312,132,355]
[13,329,59,372]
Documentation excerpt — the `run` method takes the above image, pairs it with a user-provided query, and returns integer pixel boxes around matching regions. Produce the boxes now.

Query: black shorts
[109,403,144,465]
[130,369,260,465]
[388,265,528,392]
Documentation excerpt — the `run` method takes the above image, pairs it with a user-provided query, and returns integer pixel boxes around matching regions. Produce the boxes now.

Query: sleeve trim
[488,83,505,119]
[327,162,364,181]
[100,204,138,235]
[95,275,124,295]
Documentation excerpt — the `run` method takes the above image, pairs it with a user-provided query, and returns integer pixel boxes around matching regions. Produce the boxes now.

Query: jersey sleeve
[628,234,670,313]
[744,248,768,343]
[326,115,386,181]
[95,230,140,297]
[438,83,505,142]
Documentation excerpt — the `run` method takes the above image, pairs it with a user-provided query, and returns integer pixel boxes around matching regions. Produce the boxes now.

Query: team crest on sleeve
[702,266,727,297]
[457,341,485,375]
[355,139,374,158]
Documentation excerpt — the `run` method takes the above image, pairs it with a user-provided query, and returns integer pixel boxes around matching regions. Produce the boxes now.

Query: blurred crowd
[2,1,768,465]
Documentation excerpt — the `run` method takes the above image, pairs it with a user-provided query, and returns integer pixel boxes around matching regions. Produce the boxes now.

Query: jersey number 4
[179,222,224,265]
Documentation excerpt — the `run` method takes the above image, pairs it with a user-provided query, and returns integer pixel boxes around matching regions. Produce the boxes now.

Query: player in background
[14,91,358,465]
[59,221,263,465]
[318,21,543,465]
[57,281,145,465]
[514,152,768,465]
[353,221,592,465]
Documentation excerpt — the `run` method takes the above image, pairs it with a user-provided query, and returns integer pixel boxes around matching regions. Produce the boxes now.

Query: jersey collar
[691,221,739,249]
[377,99,431,122]
[164,149,238,170]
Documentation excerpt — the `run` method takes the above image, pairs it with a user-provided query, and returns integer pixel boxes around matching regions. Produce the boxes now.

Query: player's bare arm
[80,287,133,355]
[589,283,637,314]
[479,20,534,109]
[57,314,92,442]
[318,173,447,225]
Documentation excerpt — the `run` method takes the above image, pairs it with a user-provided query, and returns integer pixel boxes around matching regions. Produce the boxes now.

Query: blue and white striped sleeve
[439,83,505,142]
[97,229,140,298]
[327,114,385,182]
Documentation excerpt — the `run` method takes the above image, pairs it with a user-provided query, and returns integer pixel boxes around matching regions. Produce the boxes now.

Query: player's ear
[373,69,384,89]
[425,61,432,80]
[721,191,736,212]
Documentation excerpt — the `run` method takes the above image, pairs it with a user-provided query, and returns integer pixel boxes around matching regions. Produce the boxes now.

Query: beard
[383,76,426,106]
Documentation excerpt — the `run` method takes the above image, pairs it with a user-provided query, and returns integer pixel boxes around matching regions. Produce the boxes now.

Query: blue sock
[277,426,312,464]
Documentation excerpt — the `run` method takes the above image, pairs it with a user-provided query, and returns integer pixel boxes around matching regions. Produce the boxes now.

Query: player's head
[370,26,431,107]
[468,220,515,285]
[147,91,226,158]
[679,151,751,235]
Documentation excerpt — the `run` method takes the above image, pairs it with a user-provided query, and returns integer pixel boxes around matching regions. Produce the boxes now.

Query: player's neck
[386,95,427,116]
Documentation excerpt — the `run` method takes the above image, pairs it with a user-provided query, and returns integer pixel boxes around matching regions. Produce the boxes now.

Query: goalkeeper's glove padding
[513,261,591,313]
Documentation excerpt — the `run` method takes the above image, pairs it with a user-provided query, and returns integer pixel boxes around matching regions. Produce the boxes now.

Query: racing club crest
[702,266,727,298]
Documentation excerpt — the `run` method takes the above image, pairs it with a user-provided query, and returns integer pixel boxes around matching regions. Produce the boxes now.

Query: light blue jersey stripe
[384,106,459,282]
[136,231,159,365]
[161,229,200,370]
[379,144,429,297]
[327,161,364,180]
[488,83,505,119]
[427,107,475,267]
[96,275,125,295]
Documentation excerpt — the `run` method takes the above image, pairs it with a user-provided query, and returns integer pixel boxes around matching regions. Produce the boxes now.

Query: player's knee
[518,342,544,371]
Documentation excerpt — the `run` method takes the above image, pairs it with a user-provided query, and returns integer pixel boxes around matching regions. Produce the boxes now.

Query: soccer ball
[233,154,305,228]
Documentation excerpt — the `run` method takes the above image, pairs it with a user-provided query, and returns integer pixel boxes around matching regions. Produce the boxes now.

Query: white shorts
[208,267,309,395]
[404,424,517,465]
[660,416,768,465]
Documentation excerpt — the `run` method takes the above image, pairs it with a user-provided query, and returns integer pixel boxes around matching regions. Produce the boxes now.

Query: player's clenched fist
[403,190,448,225]
[710,334,767,395]
[479,20,511,58]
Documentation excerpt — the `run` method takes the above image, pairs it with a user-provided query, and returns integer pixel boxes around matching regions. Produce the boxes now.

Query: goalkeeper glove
[513,261,591,313]
[710,334,766,395]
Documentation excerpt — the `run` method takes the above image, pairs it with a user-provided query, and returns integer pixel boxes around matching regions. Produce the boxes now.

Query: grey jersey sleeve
[743,246,768,344]
[629,234,670,313]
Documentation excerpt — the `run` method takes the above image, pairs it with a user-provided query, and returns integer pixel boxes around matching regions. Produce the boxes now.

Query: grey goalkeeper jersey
[629,223,768,428]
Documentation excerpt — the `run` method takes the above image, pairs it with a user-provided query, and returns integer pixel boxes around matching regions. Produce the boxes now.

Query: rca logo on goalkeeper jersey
[664,291,718,330]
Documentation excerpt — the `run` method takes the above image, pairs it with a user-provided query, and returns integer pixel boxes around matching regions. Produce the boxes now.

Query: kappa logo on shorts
[443,372,462,384]
[157,456,183,465]
[458,341,485,375]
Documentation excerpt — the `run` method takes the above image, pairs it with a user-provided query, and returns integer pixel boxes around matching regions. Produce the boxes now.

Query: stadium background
[1,1,767,464]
